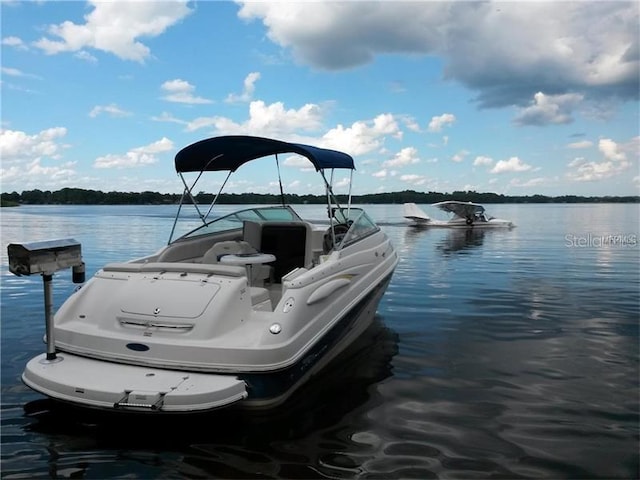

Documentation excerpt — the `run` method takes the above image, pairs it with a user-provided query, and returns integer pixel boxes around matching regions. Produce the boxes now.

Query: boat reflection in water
[436,229,486,255]
[401,225,488,257]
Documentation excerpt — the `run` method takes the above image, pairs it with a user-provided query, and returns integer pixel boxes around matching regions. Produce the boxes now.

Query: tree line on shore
[1,188,638,207]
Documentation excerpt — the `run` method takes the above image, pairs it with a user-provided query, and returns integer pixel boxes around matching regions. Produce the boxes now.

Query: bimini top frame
[168,136,356,243]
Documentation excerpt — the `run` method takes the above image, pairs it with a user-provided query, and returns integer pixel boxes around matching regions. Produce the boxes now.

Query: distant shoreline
[1,188,638,206]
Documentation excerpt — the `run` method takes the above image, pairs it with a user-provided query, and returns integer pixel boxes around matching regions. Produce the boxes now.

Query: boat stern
[22,352,247,413]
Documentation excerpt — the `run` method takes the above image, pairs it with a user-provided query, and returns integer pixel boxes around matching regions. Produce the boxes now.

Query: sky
[1,0,639,198]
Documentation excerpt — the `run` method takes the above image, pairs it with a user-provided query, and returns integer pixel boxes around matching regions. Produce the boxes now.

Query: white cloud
[333,177,351,189]
[383,147,419,168]
[428,113,456,132]
[175,105,424,177]
[0,159,78,190]
[283,154,315,171]
[94,137,173,169]
[1,66,40,79]
[161,79,212,104]
[402,116,420,132]
[237,2,639,107]
[567,136,636,182]
[400,174,426,186]
[183,100,324,138]
[151,112,187,125]
[322,113,401,155]
[389,81,407,94]
[623,136,640,159]
[598,138,626,161]
[567,159,630,182]
[451,150,468,163]
[1,36,27,50]
[372,169,387,178]
[568,157,586,168]
[490,156,533,174]
[226,72,261,103]
[0,128,76,190]
[237,2,437,69]
[74,50,98,63]
[510,177,548,188]
[514,92,584,126]
[247,101,323,135]
[567,140,593,149]
[473,155,493,166]
[89,104,132,118]
[185,117,221,132]
[0,127,68,162]
[33,0,193,62]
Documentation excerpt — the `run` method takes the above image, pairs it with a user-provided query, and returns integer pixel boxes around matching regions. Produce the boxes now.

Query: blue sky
[1,1,638,197]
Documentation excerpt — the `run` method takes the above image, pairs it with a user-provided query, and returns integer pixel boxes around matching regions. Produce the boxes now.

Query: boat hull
[21,274,392,413]
[240,273,391,408]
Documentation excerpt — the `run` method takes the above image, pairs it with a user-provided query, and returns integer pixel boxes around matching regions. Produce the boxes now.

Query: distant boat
[403,201,514,228]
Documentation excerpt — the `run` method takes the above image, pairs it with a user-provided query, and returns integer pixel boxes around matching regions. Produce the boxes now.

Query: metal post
[42,273,57,361]
[7,239,83,364]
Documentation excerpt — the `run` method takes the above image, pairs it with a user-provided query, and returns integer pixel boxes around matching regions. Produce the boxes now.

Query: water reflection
[436,229,486,255]
[16,319,399,479]
[400,227,492,257]
[398,225,428,250]
[3,204,639,479]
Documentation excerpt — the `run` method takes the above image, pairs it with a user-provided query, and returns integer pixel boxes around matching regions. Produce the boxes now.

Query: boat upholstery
[243,220,315,283]
[202,240,255,263]
[156,229,241,263]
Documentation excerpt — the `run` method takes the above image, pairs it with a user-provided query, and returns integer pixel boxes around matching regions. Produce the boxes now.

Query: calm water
[1,203,638,479]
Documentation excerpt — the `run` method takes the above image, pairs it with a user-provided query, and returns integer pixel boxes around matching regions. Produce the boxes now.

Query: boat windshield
[175,206,303,242]
[337,208,380,247]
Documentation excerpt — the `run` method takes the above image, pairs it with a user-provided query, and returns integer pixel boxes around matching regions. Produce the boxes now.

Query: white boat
[403,201,514,228]
[17,136,399,413]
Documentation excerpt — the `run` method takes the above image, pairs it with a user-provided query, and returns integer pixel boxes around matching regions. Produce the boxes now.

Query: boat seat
[242,220,314,283]
[202,240,255,264]
[155,230,242,263]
